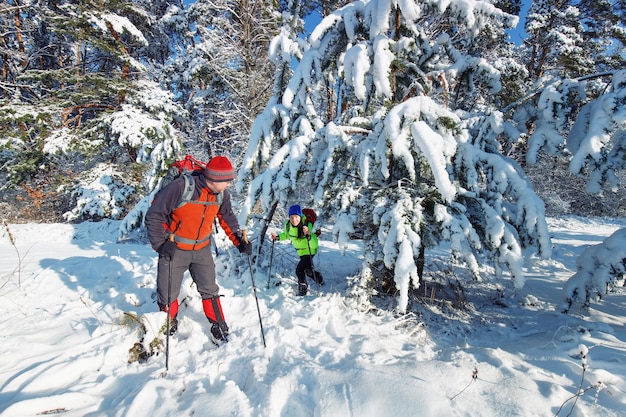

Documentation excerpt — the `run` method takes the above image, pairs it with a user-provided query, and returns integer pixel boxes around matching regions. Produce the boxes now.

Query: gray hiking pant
[156,244,218,307]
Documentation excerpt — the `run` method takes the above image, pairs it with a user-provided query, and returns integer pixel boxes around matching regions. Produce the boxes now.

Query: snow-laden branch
[240,0,546,313]
[562,228,626,312]
[523,71,626,194]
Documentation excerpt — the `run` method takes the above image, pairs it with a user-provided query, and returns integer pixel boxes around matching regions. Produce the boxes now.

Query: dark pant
[296,255,322,284]
[156,244,218,307]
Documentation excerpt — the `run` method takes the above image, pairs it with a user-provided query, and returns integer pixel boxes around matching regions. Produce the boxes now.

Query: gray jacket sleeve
[145,178,185,251]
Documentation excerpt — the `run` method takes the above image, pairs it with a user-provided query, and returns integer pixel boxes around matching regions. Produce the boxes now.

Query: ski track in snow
[0,217,625,416]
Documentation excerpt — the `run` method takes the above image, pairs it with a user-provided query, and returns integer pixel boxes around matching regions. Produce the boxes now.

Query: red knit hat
[204,156,235,182]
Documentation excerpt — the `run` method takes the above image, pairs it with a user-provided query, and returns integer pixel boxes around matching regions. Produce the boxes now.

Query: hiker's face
[289,214,301,226]
[207,180,231,193]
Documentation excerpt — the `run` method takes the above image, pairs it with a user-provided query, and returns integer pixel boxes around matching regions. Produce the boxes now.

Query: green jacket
[277,217,319,256]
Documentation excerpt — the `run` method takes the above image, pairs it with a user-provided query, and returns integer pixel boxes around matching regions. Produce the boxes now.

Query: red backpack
[302,208,321,236]
[172,155,206,172]
[158,155,222,208]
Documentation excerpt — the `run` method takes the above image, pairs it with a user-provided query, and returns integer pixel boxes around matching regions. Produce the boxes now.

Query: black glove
[158,240,177,259]
[238,241,252,255]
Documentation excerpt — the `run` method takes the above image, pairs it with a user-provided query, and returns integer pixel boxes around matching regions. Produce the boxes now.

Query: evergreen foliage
[0,0,185,222]
[0,0,624,313]
[238,0,550,312]
[0,0,279,224]
[168,0,279,156]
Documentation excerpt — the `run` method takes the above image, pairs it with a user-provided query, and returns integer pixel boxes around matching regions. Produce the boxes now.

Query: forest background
[0,0,625,312]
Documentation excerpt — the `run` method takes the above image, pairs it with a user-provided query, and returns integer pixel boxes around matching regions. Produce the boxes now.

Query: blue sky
[507,0,531,45]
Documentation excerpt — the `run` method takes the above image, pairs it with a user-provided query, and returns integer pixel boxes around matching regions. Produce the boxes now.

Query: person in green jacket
[270,204,324,295]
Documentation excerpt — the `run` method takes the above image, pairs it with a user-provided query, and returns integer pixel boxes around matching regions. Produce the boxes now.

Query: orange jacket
[146,174,243,251]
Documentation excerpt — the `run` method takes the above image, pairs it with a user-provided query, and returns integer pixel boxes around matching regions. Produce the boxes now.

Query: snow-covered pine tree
[520,68,626,311]
[174,0,279,157]
[512,0,626,196]
[237,0,308,179]
[524,71,626,195]
[0,1,186,223]
[499,1,625,218]
[510,3,626,310]
[124,0,282,236]
[577,0,626,72]
[238,0,551,313]
[562,228,626,312]
[131,0,188,67]
[106,79,185,233]
[524,0,592,79]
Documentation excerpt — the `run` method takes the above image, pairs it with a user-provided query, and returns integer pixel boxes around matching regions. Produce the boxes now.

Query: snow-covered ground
[0,216,625,417]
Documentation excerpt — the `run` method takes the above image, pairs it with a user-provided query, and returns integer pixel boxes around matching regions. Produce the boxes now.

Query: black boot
[298,282,308,296]
[167,316,178,336]
[203,297,229,345]
[210,321,229,345]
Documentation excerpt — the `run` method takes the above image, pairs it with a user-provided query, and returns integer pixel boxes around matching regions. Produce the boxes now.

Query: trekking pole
[266,238,275,290]
[243,231,267,348]
[306,236,320,296]
[165,256,172,371]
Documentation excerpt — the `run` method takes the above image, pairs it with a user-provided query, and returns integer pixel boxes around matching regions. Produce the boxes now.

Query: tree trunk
[106,21,130,79]
[13,0,26,68]
[416,244,424,285]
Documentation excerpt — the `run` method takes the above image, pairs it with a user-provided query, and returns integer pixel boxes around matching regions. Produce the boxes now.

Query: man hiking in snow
[270,204,324,296]
[145,156,252,345]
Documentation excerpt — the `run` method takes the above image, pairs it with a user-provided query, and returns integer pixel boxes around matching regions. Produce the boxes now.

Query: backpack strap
[176,173,223,209]
[176,174,196,209]
[285,219,311,239]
